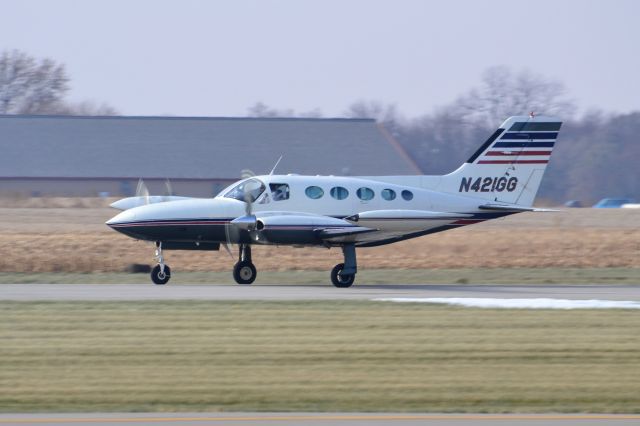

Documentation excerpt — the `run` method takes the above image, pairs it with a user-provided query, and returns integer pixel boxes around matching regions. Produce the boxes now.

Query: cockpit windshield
[224,178,266,203]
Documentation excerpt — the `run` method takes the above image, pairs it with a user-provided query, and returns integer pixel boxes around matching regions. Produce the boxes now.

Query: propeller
[164,178,174,197]
[222,178,263,259]
[221,231,234,259]
[241,169,255,179]
[135,178,150,205]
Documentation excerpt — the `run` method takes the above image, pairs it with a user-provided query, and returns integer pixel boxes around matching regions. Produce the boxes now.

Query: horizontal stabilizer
[479,203,559,212]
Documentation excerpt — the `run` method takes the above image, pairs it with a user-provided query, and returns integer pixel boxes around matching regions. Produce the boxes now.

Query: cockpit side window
[269,183,290,201]
[224,178,266,203]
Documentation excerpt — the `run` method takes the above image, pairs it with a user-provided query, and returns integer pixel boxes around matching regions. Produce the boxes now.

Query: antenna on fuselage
[269,155,284,175]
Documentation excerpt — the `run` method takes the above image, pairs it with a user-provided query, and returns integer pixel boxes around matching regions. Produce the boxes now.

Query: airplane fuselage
[107,174,511,248]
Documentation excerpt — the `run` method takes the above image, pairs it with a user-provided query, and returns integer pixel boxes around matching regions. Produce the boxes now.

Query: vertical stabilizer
[440,116,562,206]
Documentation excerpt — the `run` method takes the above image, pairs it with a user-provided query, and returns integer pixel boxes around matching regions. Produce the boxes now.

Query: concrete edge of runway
[1,412,640,425]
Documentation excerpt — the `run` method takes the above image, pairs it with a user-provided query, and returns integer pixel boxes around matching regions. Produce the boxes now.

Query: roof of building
[0,115,421,179]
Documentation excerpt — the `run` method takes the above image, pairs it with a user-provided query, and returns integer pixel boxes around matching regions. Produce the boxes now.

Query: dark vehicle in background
[592,198,635,208]
[564,200,583,208]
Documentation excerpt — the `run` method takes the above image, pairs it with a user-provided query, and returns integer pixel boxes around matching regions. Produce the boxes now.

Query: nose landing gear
[233,244,257,285]
[151,242,171,285]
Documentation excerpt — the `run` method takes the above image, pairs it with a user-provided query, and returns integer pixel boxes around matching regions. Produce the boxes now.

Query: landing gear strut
[233,244,257,285]
[151,241,171,285]
[331,244,356,288]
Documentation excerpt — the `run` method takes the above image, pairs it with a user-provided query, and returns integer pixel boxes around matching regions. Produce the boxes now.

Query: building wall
[0,178,235,198]
[0,115,421,198]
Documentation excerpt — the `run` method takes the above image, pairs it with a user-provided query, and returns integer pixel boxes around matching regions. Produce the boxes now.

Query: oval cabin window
[381,188,396,201]
[401,190,414,201]
[357,187,375,201]
[305,186,324,199]
[330,186,349,200]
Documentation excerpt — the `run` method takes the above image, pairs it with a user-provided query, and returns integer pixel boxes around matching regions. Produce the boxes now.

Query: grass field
[1,300,640,413]
[0,205,638,275]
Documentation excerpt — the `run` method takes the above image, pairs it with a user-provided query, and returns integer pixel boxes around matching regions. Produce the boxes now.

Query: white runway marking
[373,297,640,309]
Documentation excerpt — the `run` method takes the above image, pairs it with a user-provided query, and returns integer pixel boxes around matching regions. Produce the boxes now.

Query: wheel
[151,264,171,285]
[331,263,355,288]
[233,261,257,285]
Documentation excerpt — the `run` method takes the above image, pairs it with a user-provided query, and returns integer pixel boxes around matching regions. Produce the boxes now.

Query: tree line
[2,50,637,204]
[249,67,639,205]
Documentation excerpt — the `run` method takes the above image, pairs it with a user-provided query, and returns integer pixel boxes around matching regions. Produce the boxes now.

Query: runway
[1,283,640,302]
[1,413,639,426]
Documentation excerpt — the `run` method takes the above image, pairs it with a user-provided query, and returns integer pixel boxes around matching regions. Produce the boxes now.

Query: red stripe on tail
[477,160,549,164]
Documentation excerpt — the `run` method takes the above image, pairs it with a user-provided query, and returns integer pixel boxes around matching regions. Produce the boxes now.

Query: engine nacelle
[255,213,353,245]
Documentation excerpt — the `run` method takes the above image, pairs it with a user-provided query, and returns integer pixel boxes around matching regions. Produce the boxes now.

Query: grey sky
[2,0,638,118]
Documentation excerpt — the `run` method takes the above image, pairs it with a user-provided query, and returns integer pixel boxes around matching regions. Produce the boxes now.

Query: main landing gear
[147,241,356,287]
[233,244,257,285]
[151,242,171,285]
[331,244,357,288]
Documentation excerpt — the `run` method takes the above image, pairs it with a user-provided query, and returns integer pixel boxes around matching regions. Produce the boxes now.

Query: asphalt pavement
[1,283,639,301]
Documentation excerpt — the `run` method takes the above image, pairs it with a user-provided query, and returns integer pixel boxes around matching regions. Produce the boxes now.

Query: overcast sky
[2,0,638,118]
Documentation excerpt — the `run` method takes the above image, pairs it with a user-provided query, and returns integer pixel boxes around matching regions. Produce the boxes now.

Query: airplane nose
[106,209,136,227]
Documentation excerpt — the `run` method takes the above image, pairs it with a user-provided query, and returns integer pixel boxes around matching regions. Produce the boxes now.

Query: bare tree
[247,101,322,118]
[297,108,323,118]
[247,102,295,118]
[454,66,576,127]
[344,100,400,125]
[0,49,118,116]
[51,100,118,116]
[0,49,69,114]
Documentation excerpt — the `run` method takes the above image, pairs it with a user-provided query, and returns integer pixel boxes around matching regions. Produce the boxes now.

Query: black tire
[331,263,355,288]
[233,261,257,285]
[151,264,171,285]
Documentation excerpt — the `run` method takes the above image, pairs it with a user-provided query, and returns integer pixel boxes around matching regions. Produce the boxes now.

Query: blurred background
[0,0,638,206]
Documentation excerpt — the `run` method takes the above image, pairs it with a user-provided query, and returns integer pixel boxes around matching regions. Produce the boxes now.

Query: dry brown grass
[0,196,117,209]
[0,204,638,273]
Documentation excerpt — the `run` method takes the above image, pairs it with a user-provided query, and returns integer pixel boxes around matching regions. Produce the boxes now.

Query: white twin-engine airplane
[107,115,561,287]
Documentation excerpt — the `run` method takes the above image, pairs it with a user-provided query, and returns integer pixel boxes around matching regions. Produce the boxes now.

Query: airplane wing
[254,211,375,232]
[346,209,472,222]
[252,212,376,244]
[317,227,376,238]
[253,210,474,245]
[318,208,477,244]
[479,203,560,212]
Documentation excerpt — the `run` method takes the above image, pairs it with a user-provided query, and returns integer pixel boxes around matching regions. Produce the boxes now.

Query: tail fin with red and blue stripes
[441,115,562,207]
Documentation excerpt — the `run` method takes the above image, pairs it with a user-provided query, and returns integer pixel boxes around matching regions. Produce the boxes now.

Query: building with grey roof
[0,115,421,197]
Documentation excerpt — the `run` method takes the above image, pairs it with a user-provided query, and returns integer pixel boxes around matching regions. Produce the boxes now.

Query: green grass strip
[1,300,640,413]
